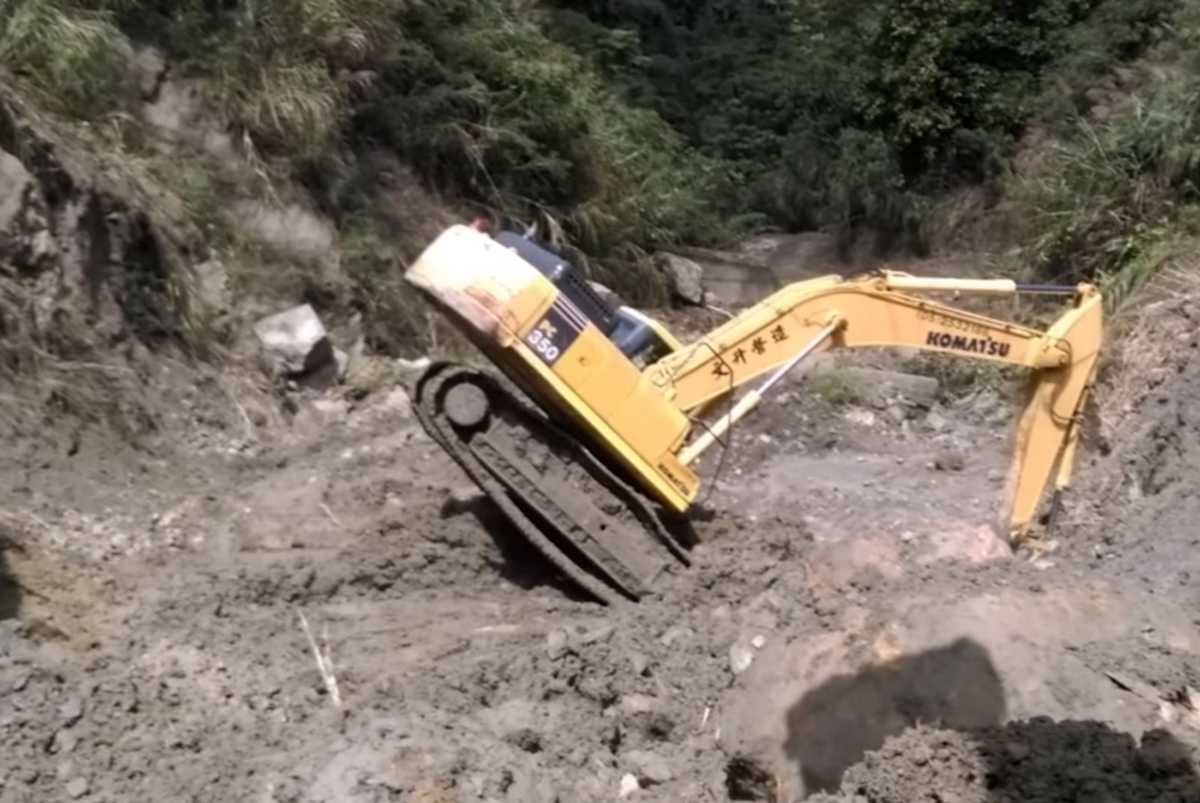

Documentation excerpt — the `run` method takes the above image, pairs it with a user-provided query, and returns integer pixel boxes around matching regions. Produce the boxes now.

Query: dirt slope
[4,329,1200,803]
[3,90,1200,803]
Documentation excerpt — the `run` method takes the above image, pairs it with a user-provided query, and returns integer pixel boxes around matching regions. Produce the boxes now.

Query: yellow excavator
[406,223,1103,604]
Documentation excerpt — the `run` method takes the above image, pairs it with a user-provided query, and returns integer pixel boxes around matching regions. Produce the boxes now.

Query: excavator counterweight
[405,224,1103,605]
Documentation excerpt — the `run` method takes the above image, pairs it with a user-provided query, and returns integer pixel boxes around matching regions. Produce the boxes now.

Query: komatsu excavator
[405,223,1103,605]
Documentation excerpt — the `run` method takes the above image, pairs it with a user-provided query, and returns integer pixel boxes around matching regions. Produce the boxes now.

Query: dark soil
[808,720,1200,803]
[2,99,1200,802]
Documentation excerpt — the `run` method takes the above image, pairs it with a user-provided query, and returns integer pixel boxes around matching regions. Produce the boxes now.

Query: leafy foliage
[548,0,1181,253]
[344,0,734,298]
[1,0,736,305]
[0,0,137,117]
[0,0,1189,335]
[1012,64,1200,305]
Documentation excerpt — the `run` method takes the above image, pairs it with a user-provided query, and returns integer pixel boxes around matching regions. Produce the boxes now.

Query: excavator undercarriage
[414,362,690,604]
[404,223,1105,605]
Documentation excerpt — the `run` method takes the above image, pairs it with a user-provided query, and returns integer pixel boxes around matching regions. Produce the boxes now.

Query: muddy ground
[3,299,1200,803]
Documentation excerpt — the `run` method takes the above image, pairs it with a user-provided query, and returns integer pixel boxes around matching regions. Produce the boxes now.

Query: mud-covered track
[413,361,689,605]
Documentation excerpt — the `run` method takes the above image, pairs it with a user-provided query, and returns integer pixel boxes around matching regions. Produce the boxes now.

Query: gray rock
[505,768,557,803]
[845,368,939,408]
[729,641,755,675]
[589,280,625,309]
[253,304,334,377]
[59,697,84,727]
[448,485,483,505]
[190,258,232,317]
[624,749,674,785]
[131,44,168,100]
[662,253,704,304]
[333,348,350,381]
[789,363,939,410]
[545,629,569,660]
[380,387,412,416]
[925,410,949,432]
[234,200,337,257]
[934,450,966,472]
[65,776,89,799]
[618,694,675,739]
[396,356,432,385]
[0,149,33,233]
[482,699,546,754]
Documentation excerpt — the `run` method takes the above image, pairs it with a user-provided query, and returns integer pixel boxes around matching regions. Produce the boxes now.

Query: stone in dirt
[842,368,939,409]
[253,304,335,377]
[791,365,940,409]
[0,149,32,232]
[589,280,625,309]
[623,749,674,785]
[64,777,89,799]
[396,356,433,385]
[663,253,705,305]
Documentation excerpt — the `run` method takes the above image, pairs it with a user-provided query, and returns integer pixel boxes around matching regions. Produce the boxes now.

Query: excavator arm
[648,271,1102,543]
[404,224,1103,605]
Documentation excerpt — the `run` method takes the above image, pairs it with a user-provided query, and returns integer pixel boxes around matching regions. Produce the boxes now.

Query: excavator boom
[404,225,1103,605]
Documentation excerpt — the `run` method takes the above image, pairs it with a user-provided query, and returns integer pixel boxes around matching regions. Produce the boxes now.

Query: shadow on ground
[1,526,20,620]
[785,638,1200,803]
[784,637,1006,795]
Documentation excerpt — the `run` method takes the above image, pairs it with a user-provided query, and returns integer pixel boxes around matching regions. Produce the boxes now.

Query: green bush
[2,0,736,310]
[0,0,137,117]
[345,0,736,300]
[547,0,1182,254]
[1011,66,1200,304]
[2,0,1189,328]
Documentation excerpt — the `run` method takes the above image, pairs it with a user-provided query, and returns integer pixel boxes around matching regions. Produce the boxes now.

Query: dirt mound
[0,496,809,802]
[1068,323,1200,602]
[808,719,1200,803]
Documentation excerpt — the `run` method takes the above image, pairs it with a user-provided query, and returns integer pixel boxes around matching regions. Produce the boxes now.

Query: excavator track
[413,360,690,605]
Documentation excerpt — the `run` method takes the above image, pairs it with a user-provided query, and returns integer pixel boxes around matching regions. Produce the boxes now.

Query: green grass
[808,368,864,407]
[1010,16,1200,307]
[3,0,1198,374]
[0,0,138,119]
[0,0,739,358]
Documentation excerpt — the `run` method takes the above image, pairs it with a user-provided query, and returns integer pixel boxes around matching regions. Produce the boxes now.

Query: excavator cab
[492,229,681,367]
[610,307,680,368]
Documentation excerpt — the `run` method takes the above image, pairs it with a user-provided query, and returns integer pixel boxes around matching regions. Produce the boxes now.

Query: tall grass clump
[169,0,405,162]
[1011,66,1200,307]
[348,0,737,302]
[0,0,137,118]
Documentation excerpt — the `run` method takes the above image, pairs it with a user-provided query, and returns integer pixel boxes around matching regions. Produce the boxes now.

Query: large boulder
[662,254,705,305]
[253,304,336,379]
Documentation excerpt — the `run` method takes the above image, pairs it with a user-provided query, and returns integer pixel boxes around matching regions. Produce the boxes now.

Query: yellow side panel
[555,328,639,421]
[554,323,693,464]
[607,387,684,463]
[651,449,699,503]
[507,289,697,511]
